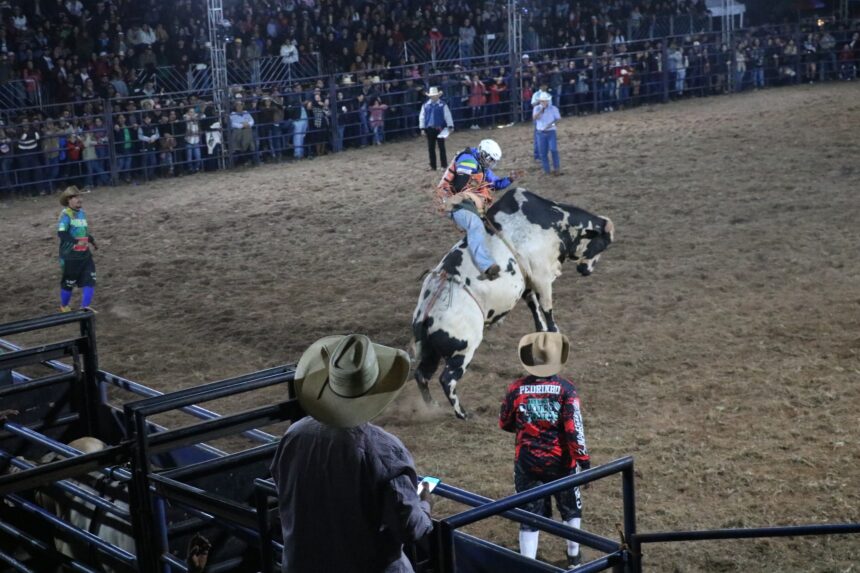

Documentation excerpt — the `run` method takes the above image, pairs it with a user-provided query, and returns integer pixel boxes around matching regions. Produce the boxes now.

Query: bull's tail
[411,316,440,405]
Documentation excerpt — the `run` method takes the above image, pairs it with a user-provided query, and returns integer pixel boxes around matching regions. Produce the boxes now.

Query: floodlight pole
[207,0,230,169]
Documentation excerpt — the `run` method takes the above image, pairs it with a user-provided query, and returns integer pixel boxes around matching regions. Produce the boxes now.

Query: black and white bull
[36,437,136,573]
[411,188,614,419]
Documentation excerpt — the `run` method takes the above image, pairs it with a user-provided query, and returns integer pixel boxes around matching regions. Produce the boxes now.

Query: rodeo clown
[435,138,522,280]
[499,331,590,567]
[57,186,98,312]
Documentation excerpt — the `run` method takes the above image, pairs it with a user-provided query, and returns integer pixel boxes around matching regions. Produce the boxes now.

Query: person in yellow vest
[57,186,98,311]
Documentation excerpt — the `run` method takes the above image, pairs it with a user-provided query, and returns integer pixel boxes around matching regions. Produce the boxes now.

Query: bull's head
[572,216,614,276]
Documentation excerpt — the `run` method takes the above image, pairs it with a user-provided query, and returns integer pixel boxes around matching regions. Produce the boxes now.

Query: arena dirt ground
[2,82,859,572]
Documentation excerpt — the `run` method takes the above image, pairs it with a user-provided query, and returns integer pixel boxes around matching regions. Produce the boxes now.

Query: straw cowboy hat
[294,334,411,428]
[341,74,354,85]
[59,186,85,207]
[538,92,552,101]
[518,332,570,377]
[427,86,443,97]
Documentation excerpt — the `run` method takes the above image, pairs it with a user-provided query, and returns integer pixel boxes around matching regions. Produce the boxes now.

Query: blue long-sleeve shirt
[533,104,561,131]
[454,147,512,190]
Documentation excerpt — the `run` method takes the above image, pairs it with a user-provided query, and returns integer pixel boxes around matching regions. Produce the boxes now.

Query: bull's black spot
[520,191,565,230]
[542,309,557,331]
[428,328,468,359]
[465,277,471,286]
[441,353,466,382]
[557,241,567,263]
[412,316,435,343]
[505,259,516,274]
[487,309,495,319]
[440,249,463,277]
[422,289,431,300]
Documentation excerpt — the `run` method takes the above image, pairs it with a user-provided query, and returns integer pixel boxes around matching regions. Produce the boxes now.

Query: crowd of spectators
[0,0,858,197]
[1,0,716,108]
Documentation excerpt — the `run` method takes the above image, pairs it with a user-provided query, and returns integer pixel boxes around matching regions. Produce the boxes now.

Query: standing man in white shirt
[532,92,562,176]
[530,78,551,162]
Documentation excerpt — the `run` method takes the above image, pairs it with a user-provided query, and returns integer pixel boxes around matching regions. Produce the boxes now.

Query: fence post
[662,42,670,102]
[328,75,339,154]
[622,465,640,573]
[105,99,118,186]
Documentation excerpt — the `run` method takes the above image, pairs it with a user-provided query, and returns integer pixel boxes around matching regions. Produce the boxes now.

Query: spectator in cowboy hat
[270,334,434,573]
[499,331,591,567]
[418,86,453,171]
[533,91,562,176]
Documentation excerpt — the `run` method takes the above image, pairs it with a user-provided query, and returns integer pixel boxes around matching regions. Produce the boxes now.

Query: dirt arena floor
[2,82,859,571]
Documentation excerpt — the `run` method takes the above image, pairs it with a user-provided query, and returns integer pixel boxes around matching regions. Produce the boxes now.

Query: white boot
[564,517,582,564]
[519,530,539,559]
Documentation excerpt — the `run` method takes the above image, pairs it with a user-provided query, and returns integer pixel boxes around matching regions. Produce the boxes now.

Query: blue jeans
[532,124,539,159]
[752,67,764,88]
[144,150,158,179]
[537,129,560,174]
[675,68,686,94]
[358,112,370,146]
[372,125,384,145]
[44,157,60,191]
[1,156,14,190]
[451,208,495,273]
[292,119,307,158]
[117,154,132,179]
[333,125,346,152]
[185,145,202,172]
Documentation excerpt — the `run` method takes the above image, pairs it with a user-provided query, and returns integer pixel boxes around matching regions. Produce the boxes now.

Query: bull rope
[418,270,486,320]
[484,217,530,285]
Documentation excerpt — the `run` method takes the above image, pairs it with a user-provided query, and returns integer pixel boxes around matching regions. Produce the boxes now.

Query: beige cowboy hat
[538,92,552,101]
[518,331,570,377]
[294,334,411,428]
[427,86,443,97]
[341,74,354,85]
[59,185,85,207]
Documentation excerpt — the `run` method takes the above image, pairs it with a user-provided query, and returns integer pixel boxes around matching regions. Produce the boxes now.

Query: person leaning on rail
[270,334,434,573]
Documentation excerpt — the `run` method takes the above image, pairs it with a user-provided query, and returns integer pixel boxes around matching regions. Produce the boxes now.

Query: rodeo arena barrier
[2,312,860,572]
[2,21,860,197]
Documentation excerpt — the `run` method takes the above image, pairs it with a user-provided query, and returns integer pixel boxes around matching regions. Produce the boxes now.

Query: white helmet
[477,139,502,167]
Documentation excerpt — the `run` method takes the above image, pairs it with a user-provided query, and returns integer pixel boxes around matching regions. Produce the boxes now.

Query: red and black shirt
[499,375,590,476]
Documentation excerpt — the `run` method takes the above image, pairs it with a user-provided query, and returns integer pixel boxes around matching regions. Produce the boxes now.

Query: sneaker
[567,552,582,568]
[60,305,71,313]
[81,306,97,314]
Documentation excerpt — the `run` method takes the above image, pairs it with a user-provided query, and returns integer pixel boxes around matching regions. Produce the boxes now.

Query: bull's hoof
[454,408,471,420]
[417,382,433,405]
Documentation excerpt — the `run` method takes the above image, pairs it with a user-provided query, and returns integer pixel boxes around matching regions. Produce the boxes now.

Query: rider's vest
[437,148,494,216]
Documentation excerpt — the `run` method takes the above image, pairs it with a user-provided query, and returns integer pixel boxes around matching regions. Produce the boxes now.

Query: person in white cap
[532,92,562,176]
[499,331,591,567]
[418,86,454,171]
[270,334,434,573]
